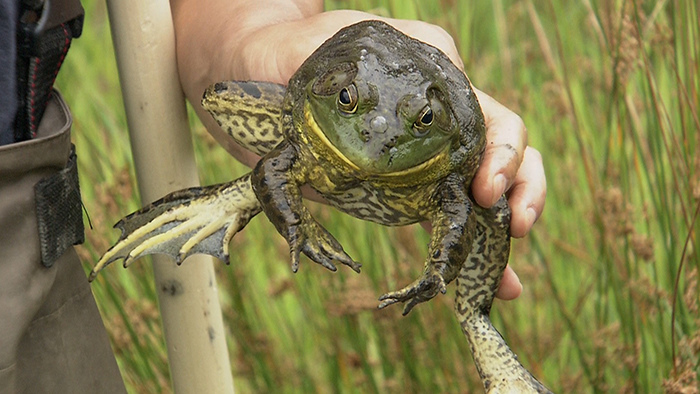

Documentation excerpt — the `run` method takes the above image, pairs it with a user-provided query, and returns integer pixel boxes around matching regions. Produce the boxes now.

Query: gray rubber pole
[105,0,234,392]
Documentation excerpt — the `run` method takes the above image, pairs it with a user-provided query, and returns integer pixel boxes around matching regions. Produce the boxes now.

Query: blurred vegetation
[57,0,699,392]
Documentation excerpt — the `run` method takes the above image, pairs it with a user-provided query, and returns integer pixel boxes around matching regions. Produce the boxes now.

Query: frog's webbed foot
[89,174,261,281]
[377,264,447,315]
[288,215,362,274]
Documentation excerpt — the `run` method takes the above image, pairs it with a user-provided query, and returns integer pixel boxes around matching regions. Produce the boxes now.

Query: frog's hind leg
[455,196,552,393]
[89,174,262,281]
[202,81,286,156]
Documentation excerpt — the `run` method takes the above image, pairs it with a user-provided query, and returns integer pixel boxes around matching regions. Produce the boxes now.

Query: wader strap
[15,0,84,142]
[34,144,84,267]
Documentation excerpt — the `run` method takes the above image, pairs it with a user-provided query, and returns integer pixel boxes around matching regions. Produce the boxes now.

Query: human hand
[470,89,546,300]
[171,3,546,300]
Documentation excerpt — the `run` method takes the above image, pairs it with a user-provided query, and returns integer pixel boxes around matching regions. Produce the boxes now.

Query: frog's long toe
[90,174,261,281]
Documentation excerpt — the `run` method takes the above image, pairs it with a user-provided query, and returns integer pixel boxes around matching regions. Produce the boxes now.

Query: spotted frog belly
[320,183,433,226]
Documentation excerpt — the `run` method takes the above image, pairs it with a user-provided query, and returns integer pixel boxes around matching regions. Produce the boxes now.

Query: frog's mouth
[304,103,449,179]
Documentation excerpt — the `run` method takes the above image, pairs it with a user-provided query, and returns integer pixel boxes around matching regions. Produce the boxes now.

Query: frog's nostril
[213,82,228,94]
[370,116,388,133]
[360,129,371,142]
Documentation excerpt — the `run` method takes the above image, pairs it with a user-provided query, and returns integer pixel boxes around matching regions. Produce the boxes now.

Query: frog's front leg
[251,140,362,274]
[379,173,476,315]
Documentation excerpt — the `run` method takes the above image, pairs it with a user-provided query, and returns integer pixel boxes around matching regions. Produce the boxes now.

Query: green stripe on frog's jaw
[304,102,361,171]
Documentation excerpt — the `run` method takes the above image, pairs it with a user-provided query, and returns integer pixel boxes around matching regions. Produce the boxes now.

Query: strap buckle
[15,0,84,142]
[19,0,84,57]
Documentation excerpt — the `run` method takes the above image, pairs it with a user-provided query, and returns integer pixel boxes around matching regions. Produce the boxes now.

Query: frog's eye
[337,84,358,114]
[425,88,456,135]
[412,106,433,137]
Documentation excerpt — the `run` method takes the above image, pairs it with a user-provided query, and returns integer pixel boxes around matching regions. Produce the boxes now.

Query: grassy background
[56,0,699,392]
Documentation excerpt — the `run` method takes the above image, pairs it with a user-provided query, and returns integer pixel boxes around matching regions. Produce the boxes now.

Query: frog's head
[292,20,485,177]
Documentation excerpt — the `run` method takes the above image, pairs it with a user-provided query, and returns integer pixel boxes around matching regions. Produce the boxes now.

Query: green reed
[57,0,699,392]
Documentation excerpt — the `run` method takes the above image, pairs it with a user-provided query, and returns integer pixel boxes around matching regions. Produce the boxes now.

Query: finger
[495,265,522,300]
[290,246,301,273]
[321,242,361,273]
[304,244,338,272]
[471,88,528,208]
[251,10,466,83]
[402,300,419,315]
[377,297,399,309]
[387,19,464,69]
[507,147,546,238]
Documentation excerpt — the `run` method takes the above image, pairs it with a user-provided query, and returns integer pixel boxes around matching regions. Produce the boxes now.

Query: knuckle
[512,114,528,146]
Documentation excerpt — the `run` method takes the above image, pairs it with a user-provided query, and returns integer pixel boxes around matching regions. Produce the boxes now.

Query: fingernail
[525,207,537,229]
[515,273,523,294]
[514,269,523,288]
[497,267,523,300]
[492,174,506,203]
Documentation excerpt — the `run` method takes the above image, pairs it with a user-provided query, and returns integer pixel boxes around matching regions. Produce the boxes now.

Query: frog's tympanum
[91,21,551,393]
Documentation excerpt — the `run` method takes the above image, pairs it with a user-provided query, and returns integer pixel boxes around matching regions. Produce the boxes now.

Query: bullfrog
[90,21,550,393]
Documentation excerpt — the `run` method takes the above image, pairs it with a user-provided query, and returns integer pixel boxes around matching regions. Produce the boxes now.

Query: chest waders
[0,0,125,392]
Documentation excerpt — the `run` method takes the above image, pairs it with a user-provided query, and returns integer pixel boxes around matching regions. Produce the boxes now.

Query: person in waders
[0,1,126,392]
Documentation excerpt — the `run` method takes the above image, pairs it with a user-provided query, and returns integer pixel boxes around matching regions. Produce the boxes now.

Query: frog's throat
[303,102,449,179]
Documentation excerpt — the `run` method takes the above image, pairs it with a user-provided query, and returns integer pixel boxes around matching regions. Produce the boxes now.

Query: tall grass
[57,0,699,392]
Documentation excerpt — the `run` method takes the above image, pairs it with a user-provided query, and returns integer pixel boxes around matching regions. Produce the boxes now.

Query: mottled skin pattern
[91,21,551,393]
[456,200,549,392]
